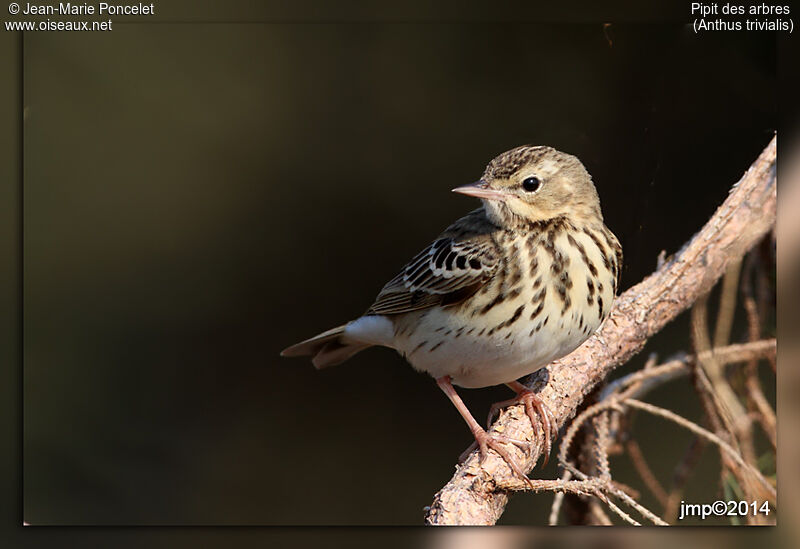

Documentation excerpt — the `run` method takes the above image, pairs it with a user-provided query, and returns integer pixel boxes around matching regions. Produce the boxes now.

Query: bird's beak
[451,181,507,201]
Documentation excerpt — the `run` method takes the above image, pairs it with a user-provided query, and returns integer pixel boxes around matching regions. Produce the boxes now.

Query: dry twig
[741,253,777,450]
[545,344,775,526]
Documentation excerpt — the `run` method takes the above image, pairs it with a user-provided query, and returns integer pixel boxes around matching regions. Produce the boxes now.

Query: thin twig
[600,339,775,402]
[623,399,776,502]
[625,439,669,507]
[597,490,640,526]
[663,435,707,522]
[605,482,668,526]
[691,295,745,439]
[512,385,774,524]
[740,253,777,449]
[588,497,615,525]
[714,259,742,349]
[592,413,612,481]
[548,469,572,525]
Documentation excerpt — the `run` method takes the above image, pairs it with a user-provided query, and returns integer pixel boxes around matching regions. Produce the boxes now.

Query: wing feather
[365,210,499,316]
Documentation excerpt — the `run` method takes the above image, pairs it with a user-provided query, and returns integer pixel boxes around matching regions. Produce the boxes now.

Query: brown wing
[366,209,499,316]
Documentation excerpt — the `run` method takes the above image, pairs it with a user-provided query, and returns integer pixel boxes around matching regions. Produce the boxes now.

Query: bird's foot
[435,375,533,486]
[458,428,532,485]
[487,387,558,466]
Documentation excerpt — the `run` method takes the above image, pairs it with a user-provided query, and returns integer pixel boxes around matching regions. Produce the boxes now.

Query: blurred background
[15,18,778,526]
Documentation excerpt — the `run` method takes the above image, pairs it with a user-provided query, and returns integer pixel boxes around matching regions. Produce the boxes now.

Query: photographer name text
[20,2,154,15]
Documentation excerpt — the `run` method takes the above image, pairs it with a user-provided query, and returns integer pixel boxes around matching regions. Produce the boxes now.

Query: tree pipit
[282,145,622,483]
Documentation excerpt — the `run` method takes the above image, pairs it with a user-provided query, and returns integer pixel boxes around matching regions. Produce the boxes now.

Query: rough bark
[424,136,777,525]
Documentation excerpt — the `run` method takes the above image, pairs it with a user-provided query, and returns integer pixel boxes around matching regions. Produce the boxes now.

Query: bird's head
[453,145,602,228]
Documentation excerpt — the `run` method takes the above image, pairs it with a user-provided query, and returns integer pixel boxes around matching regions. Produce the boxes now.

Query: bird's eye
[522,176,541,193]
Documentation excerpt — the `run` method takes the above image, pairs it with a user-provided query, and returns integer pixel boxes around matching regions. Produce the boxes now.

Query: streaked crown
[474,145,603,228]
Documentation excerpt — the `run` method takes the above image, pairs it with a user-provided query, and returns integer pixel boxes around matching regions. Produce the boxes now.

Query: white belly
[393,300,604,388]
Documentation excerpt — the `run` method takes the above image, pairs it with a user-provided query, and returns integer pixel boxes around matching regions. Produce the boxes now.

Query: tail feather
[280,324,371,369]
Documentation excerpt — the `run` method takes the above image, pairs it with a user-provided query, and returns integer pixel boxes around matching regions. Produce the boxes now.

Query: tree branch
[424,136,777,525]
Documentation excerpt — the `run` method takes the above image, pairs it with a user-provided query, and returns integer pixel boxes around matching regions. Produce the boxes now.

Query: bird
[281,145,622,482]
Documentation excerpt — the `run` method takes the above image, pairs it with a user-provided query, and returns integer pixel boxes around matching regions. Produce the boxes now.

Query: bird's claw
[459,429,533,486]
[487,390,558,467]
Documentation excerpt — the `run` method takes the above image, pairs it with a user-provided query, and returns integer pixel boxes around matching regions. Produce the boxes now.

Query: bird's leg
[487,380,559,466]
[435,376,532,484]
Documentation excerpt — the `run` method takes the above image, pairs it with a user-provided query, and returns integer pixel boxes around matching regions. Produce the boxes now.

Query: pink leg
[436,376,532,484]
[487,380,559,466]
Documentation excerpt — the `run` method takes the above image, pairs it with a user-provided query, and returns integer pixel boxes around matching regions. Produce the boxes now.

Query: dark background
[18,18,776,525]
